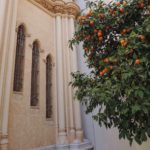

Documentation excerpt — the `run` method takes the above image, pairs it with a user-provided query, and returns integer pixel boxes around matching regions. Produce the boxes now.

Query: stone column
[69,16,83,142]
[64,15,76,143]
[0,0,8,142]
[0,0,19,149]
[55,14,67,144]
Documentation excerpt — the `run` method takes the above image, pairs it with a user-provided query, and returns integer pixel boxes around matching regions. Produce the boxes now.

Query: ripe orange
[103,58,109,63]
[94,29,98,33]
[147,5,150,10]
[87,10,92,17]
[116,2,121,6]
[90,21,94,26]
[135,59,140,65]
[98,31,103,37]
[103,68,109,73]
[120,39,128,47]
[100,71,104,76]
[120,8,124,13]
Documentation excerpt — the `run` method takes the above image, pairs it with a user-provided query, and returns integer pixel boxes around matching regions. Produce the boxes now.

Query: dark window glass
[46,55,52,118]
[13,25,25,92]
[31,41,39,106]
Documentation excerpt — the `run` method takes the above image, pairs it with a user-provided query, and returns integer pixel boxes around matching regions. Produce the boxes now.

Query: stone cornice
[28,0,80,16]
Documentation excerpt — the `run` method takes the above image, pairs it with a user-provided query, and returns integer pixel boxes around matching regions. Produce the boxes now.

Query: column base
[75,130,83,142]
[57,131,68,145]
[31,139,93,150]
[0,135,8,150]
[69,129,75,143]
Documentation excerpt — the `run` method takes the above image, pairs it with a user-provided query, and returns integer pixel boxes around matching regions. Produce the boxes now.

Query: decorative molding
[28,0,80,17]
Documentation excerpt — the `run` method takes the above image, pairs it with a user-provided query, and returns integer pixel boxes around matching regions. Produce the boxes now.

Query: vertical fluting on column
[0,0,7,64]
[55,14,67,144]
[0,0,19,149]
[62,14,69,138]
[69,16,83,142]
[64,15,76,143]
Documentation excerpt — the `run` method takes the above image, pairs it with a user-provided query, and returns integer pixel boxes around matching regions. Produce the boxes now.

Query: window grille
[13,25,25,92]
[31,41,39,106]
[46,55,52,118]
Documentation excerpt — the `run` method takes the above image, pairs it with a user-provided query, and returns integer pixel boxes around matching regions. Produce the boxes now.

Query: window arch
[31,41,39,106]
[46,55,52,118]
[13,24,25,92]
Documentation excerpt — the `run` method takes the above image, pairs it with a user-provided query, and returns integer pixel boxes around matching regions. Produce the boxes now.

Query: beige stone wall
[8,0,57,149]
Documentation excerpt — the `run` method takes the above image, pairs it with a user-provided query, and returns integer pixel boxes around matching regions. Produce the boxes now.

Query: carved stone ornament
[28,0,80,16]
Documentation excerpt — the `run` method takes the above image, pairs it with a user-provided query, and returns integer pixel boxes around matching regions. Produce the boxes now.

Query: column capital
[28,0,80,17]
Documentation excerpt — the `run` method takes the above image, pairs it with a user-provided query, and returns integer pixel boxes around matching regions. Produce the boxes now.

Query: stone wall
[8,0,57,149]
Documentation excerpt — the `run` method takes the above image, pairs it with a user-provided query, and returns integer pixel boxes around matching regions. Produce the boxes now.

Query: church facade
[0,0,93,150]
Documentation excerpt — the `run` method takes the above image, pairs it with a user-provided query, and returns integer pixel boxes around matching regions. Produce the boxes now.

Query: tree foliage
[69,0,150,145]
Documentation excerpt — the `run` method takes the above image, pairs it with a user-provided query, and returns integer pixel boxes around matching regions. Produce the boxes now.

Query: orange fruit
[94,29,98,33]
[120,8,124,13]
[103,58,109,63]
[120,39,128,47]
[116,2,121,6]
[90,21,94,26]
[86,10,92,17]
[100,71,104,76]
[135,59,140,65]
[98,31,103,37]
[103,68,109,73]
[147,5,150,10]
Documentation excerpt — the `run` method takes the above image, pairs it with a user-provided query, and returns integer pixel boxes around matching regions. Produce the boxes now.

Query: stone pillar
[63,15,76,143]
[0,0,8,143]
[0,0,19,149]
[69,16,83,142]
[55,14,67,144]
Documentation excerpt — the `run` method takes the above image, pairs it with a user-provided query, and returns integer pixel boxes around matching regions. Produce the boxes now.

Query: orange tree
[69,0,150,145]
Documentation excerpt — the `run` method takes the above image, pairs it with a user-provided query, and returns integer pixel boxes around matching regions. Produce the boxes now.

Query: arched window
[13,24,25,92]
[31,41,39,106]
[46,55,52,118]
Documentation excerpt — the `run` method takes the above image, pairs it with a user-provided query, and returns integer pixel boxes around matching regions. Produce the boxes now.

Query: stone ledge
[31,139,93,150]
